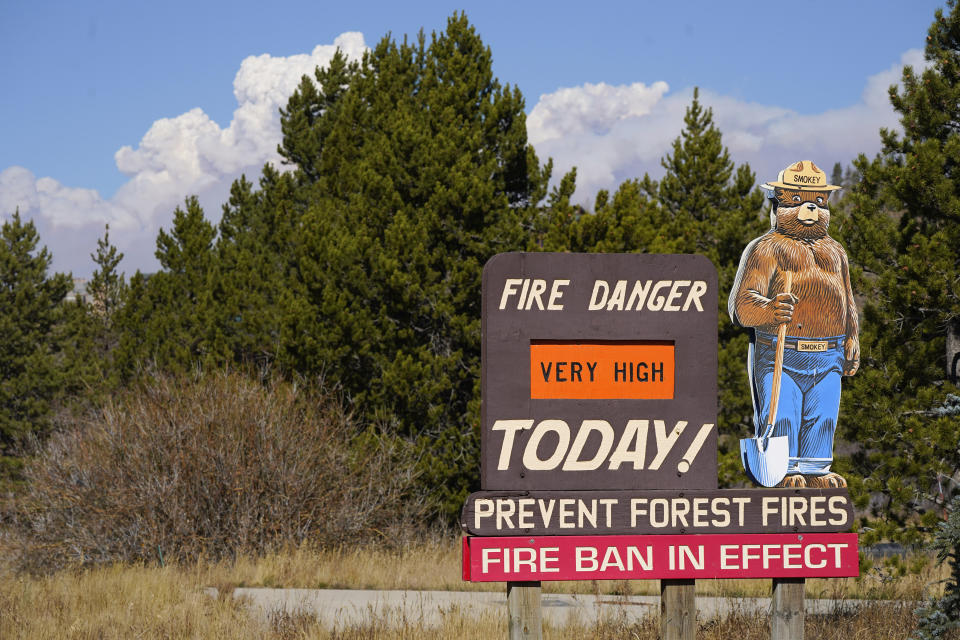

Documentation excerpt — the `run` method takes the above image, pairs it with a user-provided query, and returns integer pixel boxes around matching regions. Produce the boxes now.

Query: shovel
[741,271,792,487]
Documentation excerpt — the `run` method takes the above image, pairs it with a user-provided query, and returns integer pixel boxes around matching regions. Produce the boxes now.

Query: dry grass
[0,558,926,640]
[183,538,947,603]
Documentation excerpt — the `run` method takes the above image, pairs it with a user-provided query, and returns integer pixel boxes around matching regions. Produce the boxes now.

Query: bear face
[772,188,831,241]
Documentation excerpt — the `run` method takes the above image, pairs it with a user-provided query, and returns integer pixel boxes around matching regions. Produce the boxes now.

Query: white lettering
[606,280,627,310]
[664,280,690,311]
[474,499,494,530]
[589,280,609,310]
[538,499,556,528]
[683,280,707,311]
[711,497,731,527]
[762,496,778,527]
[524,279,547,310]
[482,548,501,573]
[492,420,534,470]
[499,279,523,310]
[828,496,848,526]
[547,279,569,310]
[514,547,537,572]
[558,499,575,528]
[608,419,648,470]
[648,420,686,470]
[517,498,535,529]
[522,420,570,470]
[720,545,738,570]
[576,546,598,571]
[646,280,671,311]
[540,547,559,573]
[578,499,598,528]
[783,544,802,569]
[563,420,614,470]
[628,546,653,571]
[805,543,827,569]
[631,498,648,528]
[601,546,625,571]
[627,280,652,311]
[496,499,515,530]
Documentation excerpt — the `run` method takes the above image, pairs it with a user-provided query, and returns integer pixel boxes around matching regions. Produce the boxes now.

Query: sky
[0,0,948,276]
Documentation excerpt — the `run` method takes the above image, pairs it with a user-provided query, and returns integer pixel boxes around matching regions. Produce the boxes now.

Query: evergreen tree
[211,169,304,368]
[839,0,960,544]
[88,225,126,322]
[84,225,127,387]
[269,13,551,517]
[641,90,767,484]
[115,197,220,375]
[913,498,960,640]
[537,169,662,254]
[538,92,766,484]
[0,210,71,478]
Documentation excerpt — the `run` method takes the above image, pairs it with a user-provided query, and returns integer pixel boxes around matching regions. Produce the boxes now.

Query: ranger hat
[763,160,841,192]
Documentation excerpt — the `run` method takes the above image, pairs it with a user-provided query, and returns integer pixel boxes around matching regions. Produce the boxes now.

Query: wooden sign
[463,533,859,581]
[481,253,718,491]
[460,488,854,536]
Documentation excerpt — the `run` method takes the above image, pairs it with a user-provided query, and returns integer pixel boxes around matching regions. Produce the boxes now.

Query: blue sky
[0,0,947,275]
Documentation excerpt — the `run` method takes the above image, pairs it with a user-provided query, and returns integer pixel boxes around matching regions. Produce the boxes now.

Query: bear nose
[806,203,816,211]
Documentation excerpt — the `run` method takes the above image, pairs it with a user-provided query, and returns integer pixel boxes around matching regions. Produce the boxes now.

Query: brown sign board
[481,252,718,491]
[460,488,854,536]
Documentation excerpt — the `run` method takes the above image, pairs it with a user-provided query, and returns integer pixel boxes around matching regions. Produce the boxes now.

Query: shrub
[7,370,424,571]
[913,498,960,640]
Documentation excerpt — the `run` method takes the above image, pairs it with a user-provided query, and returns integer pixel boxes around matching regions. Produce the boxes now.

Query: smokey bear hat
[763,160,841,193]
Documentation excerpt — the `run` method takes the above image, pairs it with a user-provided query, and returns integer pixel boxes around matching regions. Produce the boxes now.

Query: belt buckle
[796,340,828,352]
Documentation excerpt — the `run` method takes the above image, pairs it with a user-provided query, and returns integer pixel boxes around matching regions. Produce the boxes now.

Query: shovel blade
[740,436,790,487]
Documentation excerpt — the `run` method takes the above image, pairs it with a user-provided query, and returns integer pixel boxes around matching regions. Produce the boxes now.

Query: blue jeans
[749,332,846,476]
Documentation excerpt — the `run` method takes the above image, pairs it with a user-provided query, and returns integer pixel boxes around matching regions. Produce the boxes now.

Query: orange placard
[530,341,675,399]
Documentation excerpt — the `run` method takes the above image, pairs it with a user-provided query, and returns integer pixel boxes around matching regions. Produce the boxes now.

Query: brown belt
[756,335,840,352]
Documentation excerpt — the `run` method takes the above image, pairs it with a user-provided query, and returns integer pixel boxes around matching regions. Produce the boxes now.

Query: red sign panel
[530,341,675,399]
[463,533,859,581]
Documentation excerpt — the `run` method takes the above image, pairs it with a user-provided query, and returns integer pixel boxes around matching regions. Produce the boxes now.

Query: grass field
[0,538,946,639]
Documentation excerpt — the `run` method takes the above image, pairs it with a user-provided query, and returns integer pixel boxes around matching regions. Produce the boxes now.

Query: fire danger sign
[481,253,718,491]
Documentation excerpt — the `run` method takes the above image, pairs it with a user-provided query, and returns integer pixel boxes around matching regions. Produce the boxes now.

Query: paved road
[205,587,874,628]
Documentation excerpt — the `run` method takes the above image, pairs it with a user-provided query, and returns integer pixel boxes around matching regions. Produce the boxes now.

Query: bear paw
[776,474,807,488]
[806,473,847,488]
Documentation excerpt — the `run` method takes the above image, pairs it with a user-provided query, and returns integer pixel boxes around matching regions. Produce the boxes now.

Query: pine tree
[839,0,960,544]
[88,225,126,322]
[0,210,71,479]
[82,225,127,388]
[641,90,768,484]
[537,168,663,254]
[912,498,960,639]
[115,197,220,375]
[536,92,766,484]
[210,169,304,368]
[268,13,551,517]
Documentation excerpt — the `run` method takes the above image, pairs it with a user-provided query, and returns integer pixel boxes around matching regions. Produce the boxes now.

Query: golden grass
[191,537,946,602]
[0,537,945,639]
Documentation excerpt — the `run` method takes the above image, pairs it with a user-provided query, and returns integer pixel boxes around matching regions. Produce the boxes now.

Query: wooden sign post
[463,252,858,640]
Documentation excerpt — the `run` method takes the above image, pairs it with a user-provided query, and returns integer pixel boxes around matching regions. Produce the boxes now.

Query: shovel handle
[767,271,793,429]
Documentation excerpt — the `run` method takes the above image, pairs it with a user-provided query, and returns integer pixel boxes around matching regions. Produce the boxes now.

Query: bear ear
[791,161,804,172]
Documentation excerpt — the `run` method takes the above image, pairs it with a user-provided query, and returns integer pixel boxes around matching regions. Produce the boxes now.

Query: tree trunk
[948,318,960,382]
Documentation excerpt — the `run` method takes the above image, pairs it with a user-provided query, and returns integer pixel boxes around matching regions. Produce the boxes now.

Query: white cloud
[527,81,669,144]
[529,49,927,205]
[0,43,929,275]
[0,32,367,275]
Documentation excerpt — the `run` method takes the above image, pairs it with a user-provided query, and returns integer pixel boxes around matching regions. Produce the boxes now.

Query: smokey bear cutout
[729,160,859,489]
